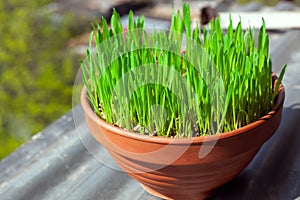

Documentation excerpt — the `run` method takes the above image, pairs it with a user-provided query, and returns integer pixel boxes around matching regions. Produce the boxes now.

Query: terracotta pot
[80,75,284,200]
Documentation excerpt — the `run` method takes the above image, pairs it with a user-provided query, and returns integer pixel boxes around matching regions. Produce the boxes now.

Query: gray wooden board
[1,30,300,200]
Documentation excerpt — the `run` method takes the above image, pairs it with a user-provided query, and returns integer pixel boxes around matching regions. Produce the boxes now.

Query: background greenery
[0,1,80,159]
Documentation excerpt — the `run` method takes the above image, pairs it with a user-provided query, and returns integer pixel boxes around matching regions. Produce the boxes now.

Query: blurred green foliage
[0,1,78,159]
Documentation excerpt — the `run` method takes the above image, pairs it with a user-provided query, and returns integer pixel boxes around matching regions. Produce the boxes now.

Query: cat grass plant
[81,4,286,138]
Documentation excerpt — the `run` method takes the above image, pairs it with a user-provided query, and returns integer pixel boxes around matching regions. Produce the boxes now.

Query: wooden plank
[137,3,300,30]
[0,106,158,200]
[218,12,300,30]
[136,1,218,20]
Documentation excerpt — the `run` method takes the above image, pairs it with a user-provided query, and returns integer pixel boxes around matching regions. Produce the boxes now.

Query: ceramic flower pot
[80,75,284,200]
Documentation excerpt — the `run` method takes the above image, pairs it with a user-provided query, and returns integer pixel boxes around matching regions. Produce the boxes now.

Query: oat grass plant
[81,4,286,138]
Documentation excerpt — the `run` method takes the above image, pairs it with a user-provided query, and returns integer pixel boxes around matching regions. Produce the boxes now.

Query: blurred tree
[0,1,77,159]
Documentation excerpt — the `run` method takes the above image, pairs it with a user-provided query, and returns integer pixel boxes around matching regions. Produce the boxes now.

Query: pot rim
[80,76,285,144]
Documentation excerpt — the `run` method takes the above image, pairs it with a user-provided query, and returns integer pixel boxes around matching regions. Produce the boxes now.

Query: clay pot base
[141,184,215,200]
[141,184,169,199]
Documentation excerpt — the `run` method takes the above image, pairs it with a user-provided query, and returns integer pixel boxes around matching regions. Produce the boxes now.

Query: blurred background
[0,0,299,159]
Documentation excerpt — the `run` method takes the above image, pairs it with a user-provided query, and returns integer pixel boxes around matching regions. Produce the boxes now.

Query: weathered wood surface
[219,12,300,30]
[0,30,300,200]
[138,1,300,30]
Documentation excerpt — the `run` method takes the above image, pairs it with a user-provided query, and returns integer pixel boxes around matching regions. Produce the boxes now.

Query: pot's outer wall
[81,77,284,199]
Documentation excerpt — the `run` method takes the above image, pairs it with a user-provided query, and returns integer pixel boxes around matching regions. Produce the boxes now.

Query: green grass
[81,4,286,137]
